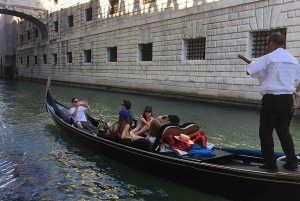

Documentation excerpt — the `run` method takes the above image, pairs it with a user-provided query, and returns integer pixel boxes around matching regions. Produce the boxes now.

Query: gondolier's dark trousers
[259,94,297,165]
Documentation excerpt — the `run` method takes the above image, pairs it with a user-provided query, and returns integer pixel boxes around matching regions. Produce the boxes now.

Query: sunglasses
[72,100,78,103]
[145,110,152,113]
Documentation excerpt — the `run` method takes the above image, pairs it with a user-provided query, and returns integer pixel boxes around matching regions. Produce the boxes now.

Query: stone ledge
[18,77,261,110]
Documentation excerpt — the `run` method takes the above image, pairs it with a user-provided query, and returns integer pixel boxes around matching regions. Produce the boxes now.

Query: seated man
[69,97,98,134]
[121,99,133,127]
[152,114,180,151]
[157,114,180,126]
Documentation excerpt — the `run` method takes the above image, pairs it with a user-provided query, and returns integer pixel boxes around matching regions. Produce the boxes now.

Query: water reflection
[0,79,228,200]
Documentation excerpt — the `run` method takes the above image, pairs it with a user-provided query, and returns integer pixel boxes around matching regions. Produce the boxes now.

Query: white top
[69,106,86,122]
[247,48,300,95]
[149,136,156,145]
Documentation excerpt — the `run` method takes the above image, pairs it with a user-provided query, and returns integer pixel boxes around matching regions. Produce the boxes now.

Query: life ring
[277,156,300,162]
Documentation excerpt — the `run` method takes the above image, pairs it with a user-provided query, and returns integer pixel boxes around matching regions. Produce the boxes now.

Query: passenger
[121,100,133,127]
[130,106,154,136]
[146,119,161,145]
[157,114,180,126]
[69,98,98,134]
[107,109,131,139]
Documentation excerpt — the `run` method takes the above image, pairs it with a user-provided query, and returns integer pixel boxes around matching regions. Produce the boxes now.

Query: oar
[238,54,300,98]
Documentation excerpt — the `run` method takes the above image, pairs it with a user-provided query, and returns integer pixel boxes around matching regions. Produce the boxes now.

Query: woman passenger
[145,119,161,145]
[107,109,131,139]
[130,106,153,136]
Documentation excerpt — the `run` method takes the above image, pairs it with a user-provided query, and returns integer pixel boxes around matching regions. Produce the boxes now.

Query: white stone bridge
[0,0,48,38]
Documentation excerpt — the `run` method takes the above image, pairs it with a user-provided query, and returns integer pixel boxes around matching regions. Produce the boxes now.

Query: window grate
[67,52,72,63]
[187,38,206,60]
[108,47,117,62]
[34,56,37,64]
[26,56,29,65]
[141,43,152,61]
[110,0,119,14]
[85,8,92,22]
[252,28,286,58]
[143,0,155,4]
[84,50,92,62]
[34,28,38,38]
[27,31,31,40]
[54,21,58,32]
[68,15,73,27]
[53,54,57,64]
[43,54,47,64]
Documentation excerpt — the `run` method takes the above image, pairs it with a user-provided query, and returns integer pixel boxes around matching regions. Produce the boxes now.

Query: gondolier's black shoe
[283,163,298,171]
[258,163,278,170]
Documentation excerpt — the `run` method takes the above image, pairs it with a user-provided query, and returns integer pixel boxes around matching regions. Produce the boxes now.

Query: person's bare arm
[83,99,91,113]
[121,124,131,139]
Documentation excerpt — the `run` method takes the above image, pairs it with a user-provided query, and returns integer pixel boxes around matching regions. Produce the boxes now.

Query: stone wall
[17,0,300,101]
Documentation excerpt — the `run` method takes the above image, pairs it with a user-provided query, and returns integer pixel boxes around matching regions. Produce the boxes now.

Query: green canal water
[1,79,300,200]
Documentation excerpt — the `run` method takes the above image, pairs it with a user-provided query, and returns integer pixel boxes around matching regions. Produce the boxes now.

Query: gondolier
[247,32,300,171]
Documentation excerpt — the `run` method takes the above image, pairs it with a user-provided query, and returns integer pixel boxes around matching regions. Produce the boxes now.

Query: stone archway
[0,2,48,39]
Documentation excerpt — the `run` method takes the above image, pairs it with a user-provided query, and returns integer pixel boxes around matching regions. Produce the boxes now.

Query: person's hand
[140,115,146,123]
[83,99,88,105]
[157,116,163,122]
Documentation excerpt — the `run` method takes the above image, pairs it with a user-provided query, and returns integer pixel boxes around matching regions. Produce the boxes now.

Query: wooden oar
[238,54,300,98]
[46,76,51,96]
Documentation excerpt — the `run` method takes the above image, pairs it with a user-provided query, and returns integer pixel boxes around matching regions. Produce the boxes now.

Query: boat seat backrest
[152,123,199,151]
[162,124,199,137]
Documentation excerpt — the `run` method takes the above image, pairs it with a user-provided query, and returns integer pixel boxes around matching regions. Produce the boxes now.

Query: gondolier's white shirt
[69,106,86,122]
[247,48,300,95]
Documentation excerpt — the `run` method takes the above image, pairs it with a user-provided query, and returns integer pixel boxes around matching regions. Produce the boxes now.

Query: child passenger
[146,119,161,145]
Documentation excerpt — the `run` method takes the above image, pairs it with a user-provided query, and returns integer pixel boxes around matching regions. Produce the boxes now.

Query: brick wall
[17,0,300,101]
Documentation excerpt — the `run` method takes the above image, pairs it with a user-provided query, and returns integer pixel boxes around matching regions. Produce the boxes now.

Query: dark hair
[122,100,131,110]
[142,106,153,125]
[113,115,130,136]
[168,115,180,125]
[71,97,78,102]
[268,32,285,47]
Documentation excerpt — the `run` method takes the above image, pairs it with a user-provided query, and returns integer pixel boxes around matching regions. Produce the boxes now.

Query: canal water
[1,79,300,200]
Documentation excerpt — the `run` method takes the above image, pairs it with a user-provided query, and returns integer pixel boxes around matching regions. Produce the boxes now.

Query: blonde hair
[149,119,161,137]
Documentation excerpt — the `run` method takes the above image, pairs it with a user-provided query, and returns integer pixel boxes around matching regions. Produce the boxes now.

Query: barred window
[68,15,73,27]
[186,38,206,60]
[53,54,57,64]
[107,47,117,62]
[26,56,29,65]
[143,0,155,4]
[27,31,31,40]
[84,50,92,63]
[85,8,92,22]
[67,52,72,63]
[251,28,286,58]
[34,28,38,38]
[54,21,58,32]
[21,35,24,42]
[110,0,119,14]
[34,56,37,64]
[139,43,152,61]
[43,54,47,64]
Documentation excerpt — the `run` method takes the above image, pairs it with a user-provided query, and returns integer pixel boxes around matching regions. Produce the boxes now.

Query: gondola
[45,77,300,201]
